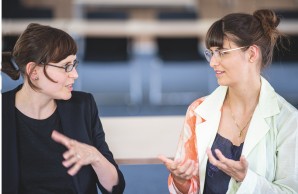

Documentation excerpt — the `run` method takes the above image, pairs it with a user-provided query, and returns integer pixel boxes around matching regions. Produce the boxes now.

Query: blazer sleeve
[87,93,125,194]
[168,98,205,194]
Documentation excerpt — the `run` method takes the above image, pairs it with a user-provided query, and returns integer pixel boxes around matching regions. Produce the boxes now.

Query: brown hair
[205,9,284,69]
[1,23,77,90]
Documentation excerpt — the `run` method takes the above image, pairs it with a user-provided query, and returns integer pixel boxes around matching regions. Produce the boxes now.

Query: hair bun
[253,9,280,36]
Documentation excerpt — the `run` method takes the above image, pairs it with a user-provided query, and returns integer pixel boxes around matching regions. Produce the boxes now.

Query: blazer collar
[242,77,280,156]
[194,85,227,121]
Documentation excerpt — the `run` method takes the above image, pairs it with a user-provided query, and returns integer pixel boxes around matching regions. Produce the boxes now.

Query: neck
[227,76,261,112]
[16,83,57,119]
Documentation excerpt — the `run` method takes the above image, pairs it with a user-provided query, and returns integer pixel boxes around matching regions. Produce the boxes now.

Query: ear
[247,45,260,63]
[25,62,39,81]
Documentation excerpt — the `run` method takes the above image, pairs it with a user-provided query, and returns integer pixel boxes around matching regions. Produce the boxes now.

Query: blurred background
[2,0,298,193]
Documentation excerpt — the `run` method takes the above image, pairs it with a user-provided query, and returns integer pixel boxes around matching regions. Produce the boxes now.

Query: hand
[158,155,199,183]
[206,148,248,182]
[51,130,100,176]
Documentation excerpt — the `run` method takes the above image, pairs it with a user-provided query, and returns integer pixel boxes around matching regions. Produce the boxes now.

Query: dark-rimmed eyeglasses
[204,46,248,62]
[46,60,79,72]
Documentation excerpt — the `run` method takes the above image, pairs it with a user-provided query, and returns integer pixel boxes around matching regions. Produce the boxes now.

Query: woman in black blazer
[2,23,125,194]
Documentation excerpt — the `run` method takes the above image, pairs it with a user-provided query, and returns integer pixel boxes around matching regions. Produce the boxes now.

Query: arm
[52,93,125,194]
[86,93,125,193]
[51,130,120,193]
[164,99,204,194]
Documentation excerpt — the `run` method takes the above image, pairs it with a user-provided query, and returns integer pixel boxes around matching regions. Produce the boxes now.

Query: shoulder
[2,85,22,99]
[57,91,97,111]
[70,91,93,101]
[2,85,22,107]
[189,97,207,109]
[276,94,298,120]
[186,96,208,114]
[187,85,226,109]
[62,91,94,104]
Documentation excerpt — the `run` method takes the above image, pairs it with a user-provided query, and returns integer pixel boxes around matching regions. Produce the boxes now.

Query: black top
[203,133,244,194]
[16,108,76,194]
[2,85,125,194]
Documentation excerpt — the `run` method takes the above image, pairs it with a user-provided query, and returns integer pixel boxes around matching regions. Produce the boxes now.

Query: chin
[217,79,227,86]
[216,77,231,87]
[61,93,72,100]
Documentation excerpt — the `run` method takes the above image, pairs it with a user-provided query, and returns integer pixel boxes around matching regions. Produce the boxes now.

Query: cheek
[42,74,68,89]
[48,70,67,83]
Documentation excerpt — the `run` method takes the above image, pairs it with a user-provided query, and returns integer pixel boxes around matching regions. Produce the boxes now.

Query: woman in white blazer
[159,9,298,194]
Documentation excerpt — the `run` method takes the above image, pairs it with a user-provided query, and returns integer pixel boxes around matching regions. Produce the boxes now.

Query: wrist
[173,176,191,189]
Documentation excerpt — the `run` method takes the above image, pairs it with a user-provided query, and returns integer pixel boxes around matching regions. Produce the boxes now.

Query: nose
[209,56,220,68]
[68,67,79,79]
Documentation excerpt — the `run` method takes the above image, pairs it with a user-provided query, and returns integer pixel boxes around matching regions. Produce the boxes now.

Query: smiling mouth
[66,83,73,87]
[215,70,225,74]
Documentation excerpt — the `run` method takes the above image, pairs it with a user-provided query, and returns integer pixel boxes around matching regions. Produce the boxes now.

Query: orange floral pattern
[168,97,205,194]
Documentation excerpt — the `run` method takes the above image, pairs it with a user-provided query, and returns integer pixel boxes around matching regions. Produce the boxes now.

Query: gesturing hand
[158,155,199,183]
[51,130,100,176]
[206,148,248,182]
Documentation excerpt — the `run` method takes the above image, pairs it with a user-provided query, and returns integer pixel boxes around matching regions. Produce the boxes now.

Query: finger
[193,162,199,176]
[177,160,193,175]
[158,155,179,172]
[239,155,248,168]
[68,162,82,176]
[183,161,196,177]
[51,130,72,148]
[206,148,218,165]
[63,149,77,160]
[214,149,236,171]
[63,155,79,168]
[214,149,229,164]
[157,155,174,164]
[170,158,186,171]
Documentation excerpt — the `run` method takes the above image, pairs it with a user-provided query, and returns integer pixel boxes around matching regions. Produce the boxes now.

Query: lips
[66,83,74,91]
[66,83,74,87]
[215,70,225,74]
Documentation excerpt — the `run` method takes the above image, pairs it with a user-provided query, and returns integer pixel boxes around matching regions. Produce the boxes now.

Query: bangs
[50,33,77,63]
[39,28,77,64]
[205,19,225,49]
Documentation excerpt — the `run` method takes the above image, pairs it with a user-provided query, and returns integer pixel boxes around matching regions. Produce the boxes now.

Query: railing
[3,18,298,38]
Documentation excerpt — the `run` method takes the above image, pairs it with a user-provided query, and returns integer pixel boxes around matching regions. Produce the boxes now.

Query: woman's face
[35,55,78,100]
[209,39,250,87]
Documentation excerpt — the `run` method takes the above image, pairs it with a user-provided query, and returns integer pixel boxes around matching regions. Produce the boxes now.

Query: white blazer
[170,77,298,194]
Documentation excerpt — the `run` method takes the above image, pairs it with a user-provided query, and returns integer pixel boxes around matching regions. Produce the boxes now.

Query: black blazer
[2,85,125,194]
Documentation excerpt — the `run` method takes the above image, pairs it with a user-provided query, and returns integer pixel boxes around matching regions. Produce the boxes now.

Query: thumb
[157,155,173,164]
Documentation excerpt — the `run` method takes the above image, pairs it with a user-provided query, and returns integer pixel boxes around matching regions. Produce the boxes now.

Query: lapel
[56,100,82,193]
[194,86,227,167]
[242,77,280,157]
[5,87,21,193]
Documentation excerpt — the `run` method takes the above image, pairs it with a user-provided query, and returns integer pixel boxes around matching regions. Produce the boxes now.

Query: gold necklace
[228,98,253,137]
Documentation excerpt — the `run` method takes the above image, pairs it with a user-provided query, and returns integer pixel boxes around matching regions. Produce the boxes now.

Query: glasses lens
[66,60,78,72]
[204,49,212,62]
[66,65,73,72]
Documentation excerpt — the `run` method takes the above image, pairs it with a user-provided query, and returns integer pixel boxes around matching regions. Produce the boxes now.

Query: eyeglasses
[46,60,79,72]
[204,46,247,62]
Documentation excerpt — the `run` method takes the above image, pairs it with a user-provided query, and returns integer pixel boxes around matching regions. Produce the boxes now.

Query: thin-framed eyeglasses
[204,46,248,62]
[46,60,79,72]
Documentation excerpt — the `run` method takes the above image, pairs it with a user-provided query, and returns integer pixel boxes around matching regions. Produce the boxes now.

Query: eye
[218,50,226,57]
[208,50,214,56]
